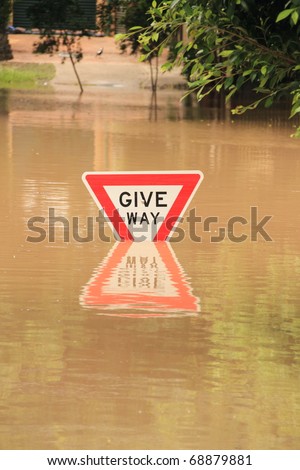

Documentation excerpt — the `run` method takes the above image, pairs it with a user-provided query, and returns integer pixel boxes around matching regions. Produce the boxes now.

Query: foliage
[121,0,300,136]
[97,0,121,35]
[113,0,168,91]
[120,0,156,54]
[99,0,159,55]
[28,0,92,92]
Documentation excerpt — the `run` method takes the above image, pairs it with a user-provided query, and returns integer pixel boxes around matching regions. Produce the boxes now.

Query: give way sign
[82,171,204,241]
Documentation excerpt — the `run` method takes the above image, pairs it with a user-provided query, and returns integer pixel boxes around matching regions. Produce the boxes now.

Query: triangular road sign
[82,171,204,241]
[80,241,200,317]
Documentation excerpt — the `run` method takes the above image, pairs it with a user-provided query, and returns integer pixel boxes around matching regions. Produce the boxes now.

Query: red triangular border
[82,171,203,241]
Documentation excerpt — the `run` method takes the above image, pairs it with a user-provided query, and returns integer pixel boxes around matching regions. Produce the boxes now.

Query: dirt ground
[8,34,185,90]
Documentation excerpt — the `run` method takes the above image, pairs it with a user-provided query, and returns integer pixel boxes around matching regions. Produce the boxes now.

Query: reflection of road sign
[82,171,204,241]
[80,242,200,317]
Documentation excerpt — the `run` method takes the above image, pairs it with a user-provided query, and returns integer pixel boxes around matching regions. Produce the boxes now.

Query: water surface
[0,87,300,449]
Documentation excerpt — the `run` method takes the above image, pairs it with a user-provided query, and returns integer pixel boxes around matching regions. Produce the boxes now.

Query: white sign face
[82,171,204,241]
[103,185,182,241]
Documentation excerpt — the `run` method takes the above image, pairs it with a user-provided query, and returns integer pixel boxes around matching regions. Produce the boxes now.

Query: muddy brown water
[0,87,300,450]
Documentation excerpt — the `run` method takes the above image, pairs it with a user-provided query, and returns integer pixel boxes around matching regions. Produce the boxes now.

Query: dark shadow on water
[71,92,84,119]
[149,90,158,122]
[1,86,297,133]
[165,90,297,132]
[0,89,10,115]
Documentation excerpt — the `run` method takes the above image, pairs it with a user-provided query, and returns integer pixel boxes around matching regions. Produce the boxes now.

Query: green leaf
[175,41,183,49]
[260,76,268,88]
[261,65,267,76]
[255,87,271,94]
[269,75,279,88]
[152,0,157,7]
[170,0,181,9]
[290,103,300,118]
[236,75,245,89]
[161,62,173,72]
[190,63,199,76]
[292,10,299,25]
[158,43,165,56]
[139,54,148,62]
[115,34,126,42]
[264,96,274,108]
[219,50,234,57]
[224,76,234,89]
[232,105,246,115]
[276,9,294,22]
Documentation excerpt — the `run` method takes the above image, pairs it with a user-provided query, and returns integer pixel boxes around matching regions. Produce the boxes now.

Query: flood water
[0,87,300,450]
